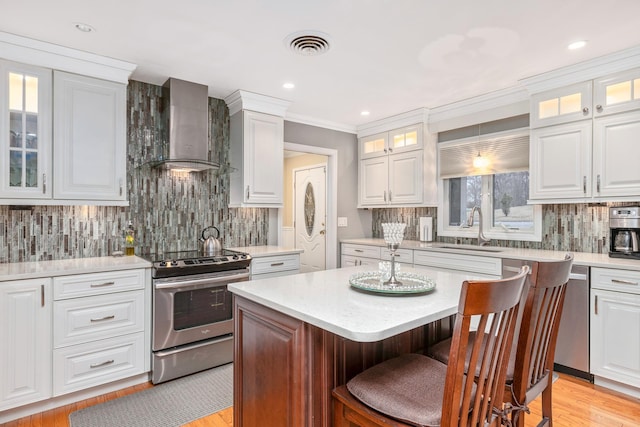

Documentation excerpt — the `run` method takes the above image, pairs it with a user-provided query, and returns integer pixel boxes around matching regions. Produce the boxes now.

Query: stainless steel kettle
[200,226,222,255]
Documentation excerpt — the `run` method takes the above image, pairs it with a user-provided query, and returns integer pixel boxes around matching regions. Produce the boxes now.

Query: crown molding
[0,31,136,84]
[284,112,356,134]
[357,108,429,138]
[520,45,640,94]
[224,90,291,117]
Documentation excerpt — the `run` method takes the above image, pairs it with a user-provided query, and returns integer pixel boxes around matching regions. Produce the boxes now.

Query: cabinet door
[53,71,126,201]
[0,61,52,199]
[359,156,388,206]
[359,131,388,159]
[388,151,423,205]
[593,68,640,116]
[530,81,592,128]
[593,111,640,197]
[529,121,592,200]
[0,278,52,410]
[388,124,423,155]
[243,110,283,205]
[591,288,640,388]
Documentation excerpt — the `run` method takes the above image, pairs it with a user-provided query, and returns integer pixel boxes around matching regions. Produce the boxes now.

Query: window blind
[438,129,529,179]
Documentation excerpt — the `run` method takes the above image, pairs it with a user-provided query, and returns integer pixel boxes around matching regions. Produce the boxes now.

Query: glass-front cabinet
[530,81,592,128]
[594,67,640,116]
[0,61,52,198]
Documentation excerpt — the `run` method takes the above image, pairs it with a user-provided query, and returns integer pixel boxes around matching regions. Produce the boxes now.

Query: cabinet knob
[596,104,603,112]
[582,107,589,114]
[388,147,393,153]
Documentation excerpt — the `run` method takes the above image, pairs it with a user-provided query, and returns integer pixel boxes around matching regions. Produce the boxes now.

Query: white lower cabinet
[340,243,413,268]
[413,250,502,276]
[250,253,300,279]
[0,278,52,411]
[52,269,147,395]
[591,268,640,393]
[52,332,145,396]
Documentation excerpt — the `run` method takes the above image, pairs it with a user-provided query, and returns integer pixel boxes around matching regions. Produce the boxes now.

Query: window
[438,128,542,242]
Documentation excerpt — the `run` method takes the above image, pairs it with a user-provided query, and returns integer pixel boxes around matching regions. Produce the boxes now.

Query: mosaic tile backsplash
[372,204,631,254]
[0,81,269,263]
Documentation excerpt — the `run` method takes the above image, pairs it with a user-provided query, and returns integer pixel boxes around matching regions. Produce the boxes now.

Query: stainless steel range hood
[151,78,219,172]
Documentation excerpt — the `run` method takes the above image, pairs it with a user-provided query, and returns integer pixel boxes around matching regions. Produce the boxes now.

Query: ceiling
[3,0,640,132]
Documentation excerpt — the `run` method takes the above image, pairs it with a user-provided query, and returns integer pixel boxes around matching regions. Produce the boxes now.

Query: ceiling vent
[285,31,331,56]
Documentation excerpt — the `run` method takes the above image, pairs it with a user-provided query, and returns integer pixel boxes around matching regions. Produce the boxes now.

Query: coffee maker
[609,206,640,260]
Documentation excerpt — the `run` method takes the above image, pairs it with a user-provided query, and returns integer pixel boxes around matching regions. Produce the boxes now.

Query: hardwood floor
[3,373,639,427]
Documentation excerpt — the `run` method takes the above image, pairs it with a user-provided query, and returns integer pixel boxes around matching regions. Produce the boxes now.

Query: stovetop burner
[143,249,252,279]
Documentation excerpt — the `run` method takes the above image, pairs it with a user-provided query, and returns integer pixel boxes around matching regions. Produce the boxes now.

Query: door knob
[319,230,325,235]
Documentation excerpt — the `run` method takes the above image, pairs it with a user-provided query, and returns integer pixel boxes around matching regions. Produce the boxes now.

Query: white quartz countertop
[341,238,640,271]
[227,245,303,257]
[0,255,151,282]
[228,265,492,342]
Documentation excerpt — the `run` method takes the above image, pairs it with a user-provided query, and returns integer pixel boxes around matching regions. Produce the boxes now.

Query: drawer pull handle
[91,281,116,288]
[210,302,224,308]
[90,315,115,322]
[595,295,598,315]
[271,262,285,267]
[354,249,364,253]
[611,279,638,286]
[90,360,115,369]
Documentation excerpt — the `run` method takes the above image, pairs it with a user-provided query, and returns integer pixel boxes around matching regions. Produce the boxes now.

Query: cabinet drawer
[251,254,300,275]
[341,255,380,268]
[53,269,145,300]
[380,248,413,264]
[53,290,145,348]
[413,250,502,276]
[591,267,640,294]
[52,332,145,396]
[341,244,381,259]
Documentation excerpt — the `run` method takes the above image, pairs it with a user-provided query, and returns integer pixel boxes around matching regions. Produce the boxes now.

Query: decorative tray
[349,271,436,295]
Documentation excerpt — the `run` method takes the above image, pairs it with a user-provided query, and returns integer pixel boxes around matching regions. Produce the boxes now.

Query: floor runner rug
[69,363,232,427]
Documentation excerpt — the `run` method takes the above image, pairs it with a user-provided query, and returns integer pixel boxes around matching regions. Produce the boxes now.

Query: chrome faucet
[468,206,491,246]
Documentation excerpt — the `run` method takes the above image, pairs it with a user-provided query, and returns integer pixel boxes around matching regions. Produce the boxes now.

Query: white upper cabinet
[0,61,52,199]
[530,81,592,128]
[0,33,135,206]
[225,90,290,208]
[529,120,592,200]
[359,124,422,160]
[357,118,435,208]
[593,67,640,116]
[529,67,640,203]
[592,110,640,197]
[229,110,284,207]
[53,71,126,202]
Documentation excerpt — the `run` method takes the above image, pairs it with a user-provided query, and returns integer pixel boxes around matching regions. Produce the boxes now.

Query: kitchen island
[228,265,494,427]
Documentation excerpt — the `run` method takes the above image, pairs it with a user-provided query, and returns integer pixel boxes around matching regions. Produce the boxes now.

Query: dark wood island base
[233,296,453,427]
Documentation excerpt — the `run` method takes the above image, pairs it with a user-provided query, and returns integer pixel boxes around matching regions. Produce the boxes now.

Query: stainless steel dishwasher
[502,259,593,381]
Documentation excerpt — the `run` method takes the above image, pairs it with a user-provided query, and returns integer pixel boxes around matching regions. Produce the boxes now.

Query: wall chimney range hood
[150,78,219,172]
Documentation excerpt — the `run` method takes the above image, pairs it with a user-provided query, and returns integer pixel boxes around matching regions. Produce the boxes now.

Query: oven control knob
[159,261,167,267]
[232,255,239,260]
[170,260,177,266]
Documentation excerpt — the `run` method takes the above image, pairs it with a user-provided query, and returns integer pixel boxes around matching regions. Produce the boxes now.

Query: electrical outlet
[338,217,348,227]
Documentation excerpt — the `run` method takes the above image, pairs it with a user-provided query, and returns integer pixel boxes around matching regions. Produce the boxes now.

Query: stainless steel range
[146,249,251,384]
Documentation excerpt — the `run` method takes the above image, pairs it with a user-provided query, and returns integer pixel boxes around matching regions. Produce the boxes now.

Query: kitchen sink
[439,245,504,253]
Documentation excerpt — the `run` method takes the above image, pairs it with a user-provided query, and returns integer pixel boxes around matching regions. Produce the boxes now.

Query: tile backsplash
[0,80,269,263]
[372,204,623,254]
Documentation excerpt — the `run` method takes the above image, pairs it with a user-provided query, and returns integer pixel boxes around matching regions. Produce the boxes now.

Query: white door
[295,166,326,273]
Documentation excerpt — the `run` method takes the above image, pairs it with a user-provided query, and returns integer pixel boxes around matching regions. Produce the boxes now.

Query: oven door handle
[154,271,250,289]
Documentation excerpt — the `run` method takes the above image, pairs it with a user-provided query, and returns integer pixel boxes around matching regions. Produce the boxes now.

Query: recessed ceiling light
[568,40,587,50]
[283,82,295,89]
[361,111,370,116]
[74,22,95,33]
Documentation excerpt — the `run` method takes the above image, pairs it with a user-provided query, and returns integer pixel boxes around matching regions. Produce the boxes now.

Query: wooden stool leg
[541,383,553,427]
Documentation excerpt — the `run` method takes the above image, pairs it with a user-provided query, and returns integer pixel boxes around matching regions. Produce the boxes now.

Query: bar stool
[332,266,530,427]
[428,254,573,427]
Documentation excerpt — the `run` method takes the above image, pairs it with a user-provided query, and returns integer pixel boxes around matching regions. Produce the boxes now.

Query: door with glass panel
[0,61,51,198]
